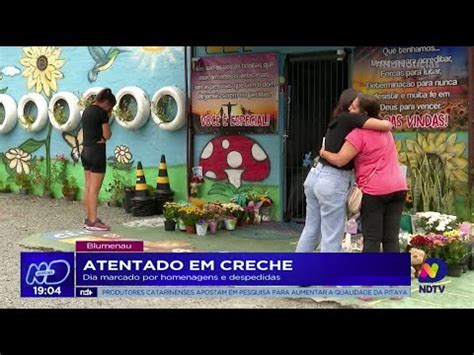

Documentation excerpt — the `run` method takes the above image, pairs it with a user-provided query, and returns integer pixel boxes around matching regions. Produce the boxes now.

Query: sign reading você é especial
[353,47,468,131]
[191,53,279,134]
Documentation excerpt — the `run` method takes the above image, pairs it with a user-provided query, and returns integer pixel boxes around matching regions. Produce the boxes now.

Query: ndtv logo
[418,258,448,294]
[25,260,71,286]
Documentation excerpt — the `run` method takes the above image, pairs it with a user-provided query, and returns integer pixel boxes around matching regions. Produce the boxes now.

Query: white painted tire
[151,86,187,131]
[114,86,150,129]
[81,87,114,124]
[48,92,81,132]
[17,93,49,132]
[80,87,103,115]
[0,94,18,134]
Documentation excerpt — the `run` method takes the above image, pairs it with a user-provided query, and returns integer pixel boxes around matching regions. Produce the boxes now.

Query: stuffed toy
[409,247,426,279]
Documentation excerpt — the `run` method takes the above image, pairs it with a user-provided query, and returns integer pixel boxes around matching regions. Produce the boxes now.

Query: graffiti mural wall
[0,46,188,202]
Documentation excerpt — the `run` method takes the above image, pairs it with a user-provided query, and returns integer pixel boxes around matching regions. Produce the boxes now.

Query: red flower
[410,235,434,248]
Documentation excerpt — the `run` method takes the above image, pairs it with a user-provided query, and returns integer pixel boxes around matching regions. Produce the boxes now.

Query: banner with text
[353,46,468,130]
[192,53,279,134]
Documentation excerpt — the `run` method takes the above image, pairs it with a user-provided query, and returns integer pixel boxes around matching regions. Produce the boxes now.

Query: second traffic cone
[156,155,173,194]
[135,161,149,197]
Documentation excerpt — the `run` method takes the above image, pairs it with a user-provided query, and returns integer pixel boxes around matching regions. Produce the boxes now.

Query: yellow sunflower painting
[396,132,468,192]
[19,47,65,97]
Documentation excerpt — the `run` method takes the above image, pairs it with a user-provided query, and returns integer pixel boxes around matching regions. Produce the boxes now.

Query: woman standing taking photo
[81,88,116,231]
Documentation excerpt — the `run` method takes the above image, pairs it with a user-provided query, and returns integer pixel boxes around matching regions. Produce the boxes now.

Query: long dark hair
[95,88,117,106]
[358,94,381,118]
[332,88,358,119]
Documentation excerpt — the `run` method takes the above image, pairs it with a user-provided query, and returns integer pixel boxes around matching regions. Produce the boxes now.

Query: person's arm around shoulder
[320,141,358,168]
[362,118,392,131]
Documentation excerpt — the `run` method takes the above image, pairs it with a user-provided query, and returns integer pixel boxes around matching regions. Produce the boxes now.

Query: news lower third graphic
[21,250,411,298]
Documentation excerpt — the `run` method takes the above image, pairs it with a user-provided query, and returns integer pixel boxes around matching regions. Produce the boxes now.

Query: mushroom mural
[199,135,270,188]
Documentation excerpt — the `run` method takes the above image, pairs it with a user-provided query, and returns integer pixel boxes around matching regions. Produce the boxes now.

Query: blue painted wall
[0,46,186,167]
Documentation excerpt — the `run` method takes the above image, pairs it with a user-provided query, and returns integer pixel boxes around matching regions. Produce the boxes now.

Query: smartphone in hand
[322,137,326,150]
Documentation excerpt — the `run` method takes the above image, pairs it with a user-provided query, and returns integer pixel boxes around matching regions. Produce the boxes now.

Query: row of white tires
[0,86,186,134]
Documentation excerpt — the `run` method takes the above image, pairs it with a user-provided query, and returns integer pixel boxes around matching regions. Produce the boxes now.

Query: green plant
[106,177,126,204]
[412,154,455,214]
[163,202,181,221]
[28,161,46,194]
[151,96,173,123]
[178,206,204,226]
[114,96,135,122]
[51,154,68,188]
[62,176,79,196]
[203,202,225,221]
[77,91,95,111]
[468,183,474,223]
[0,178,11,192]
[15,172,31,189]
[52,103,67,125]
[19,114,35,127]
[439,239,468,266]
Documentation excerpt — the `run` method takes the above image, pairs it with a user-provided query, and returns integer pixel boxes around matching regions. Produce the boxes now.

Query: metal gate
[284,51,349,222]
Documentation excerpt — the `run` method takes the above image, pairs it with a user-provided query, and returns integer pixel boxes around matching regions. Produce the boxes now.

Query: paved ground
[4,193,472,308]
[0,193,346,308]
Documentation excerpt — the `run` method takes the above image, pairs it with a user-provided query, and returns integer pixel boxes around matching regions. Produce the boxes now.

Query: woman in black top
[81,88,116,231]
[296,88,392,253]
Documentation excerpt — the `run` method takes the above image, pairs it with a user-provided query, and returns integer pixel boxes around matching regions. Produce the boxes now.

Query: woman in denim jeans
[296,89,392,252]
[320,94,407,253]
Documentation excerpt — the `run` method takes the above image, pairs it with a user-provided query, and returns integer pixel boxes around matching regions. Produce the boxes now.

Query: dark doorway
[284,51,350,222]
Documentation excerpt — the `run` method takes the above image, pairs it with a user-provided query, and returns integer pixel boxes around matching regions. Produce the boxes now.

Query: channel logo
[418,258,448,283]
[26,260,70,285]
[21,252,75,297]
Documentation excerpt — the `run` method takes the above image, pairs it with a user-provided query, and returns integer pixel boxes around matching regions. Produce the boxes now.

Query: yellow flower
[398,132,468,191]
[20,47,65,97]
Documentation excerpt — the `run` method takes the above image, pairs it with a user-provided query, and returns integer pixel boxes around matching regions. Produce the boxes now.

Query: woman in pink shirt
[320,94,407,252]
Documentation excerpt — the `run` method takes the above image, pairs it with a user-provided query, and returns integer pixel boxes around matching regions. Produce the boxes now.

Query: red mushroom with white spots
[199,135,270,188]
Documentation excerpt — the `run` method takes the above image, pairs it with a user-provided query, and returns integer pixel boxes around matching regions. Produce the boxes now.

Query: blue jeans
[296,164,352,252]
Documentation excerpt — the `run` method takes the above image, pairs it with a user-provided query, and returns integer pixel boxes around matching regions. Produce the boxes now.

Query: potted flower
[62,176,79,201]
[163,202,180,231]
[196,218,209,236]
[222,202,244,230]
[439,238,467,277]
[408,234,435,257]
[178,206,203,234]
[204,203,224,235]
[257,192,273,222]
[413,212,458,234]
[224,215,237,231]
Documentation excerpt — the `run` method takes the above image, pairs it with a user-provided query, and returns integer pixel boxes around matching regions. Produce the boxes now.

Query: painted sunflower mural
[20,47,65,97]
[0,46,67,193]
[396,132,468,192]
[396,132,468,215]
